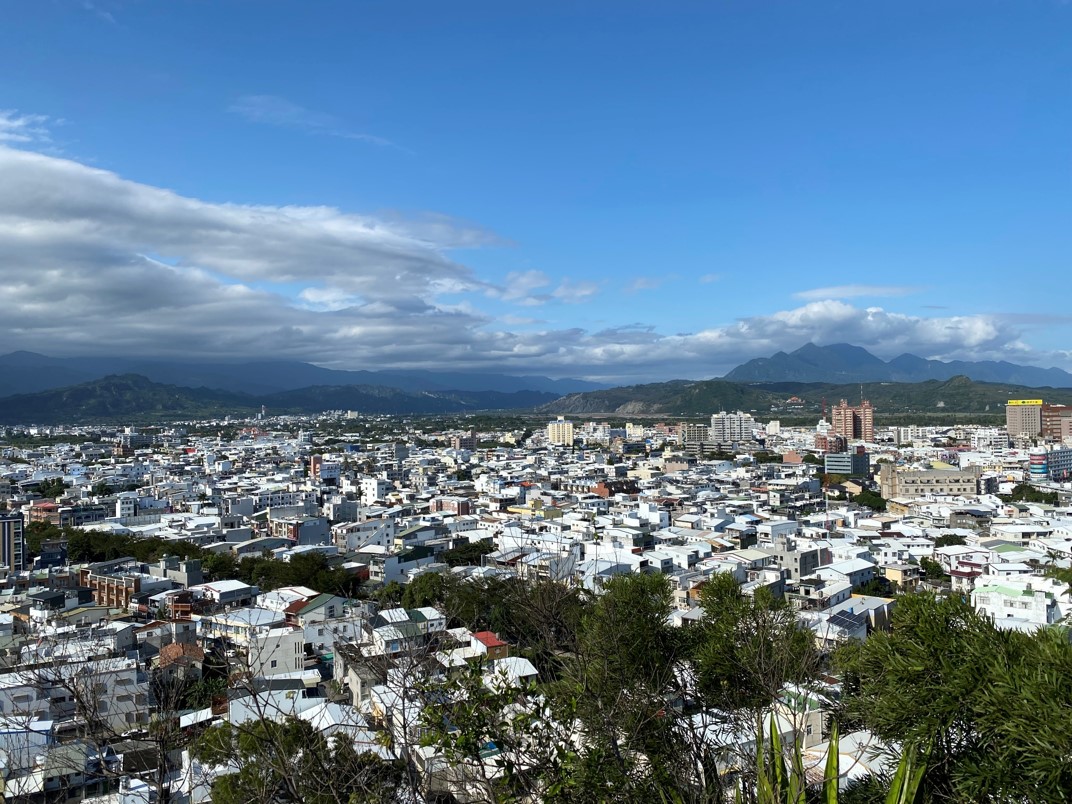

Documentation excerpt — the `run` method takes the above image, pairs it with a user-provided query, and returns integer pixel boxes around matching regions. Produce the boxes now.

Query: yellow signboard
[1007,399,1043,406]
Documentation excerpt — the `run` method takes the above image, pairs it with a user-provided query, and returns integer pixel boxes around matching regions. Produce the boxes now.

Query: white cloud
[493,270,552,305]
[0,110,52,144]
[500,314,544,326]
[552,279,600,303]
[794,284,920,301]
[229,94,397,147]
[81,1,117,24]
[0,140,1061,383]
[297,287,361,311]
[624,276,673,293]
[698,273,721,284]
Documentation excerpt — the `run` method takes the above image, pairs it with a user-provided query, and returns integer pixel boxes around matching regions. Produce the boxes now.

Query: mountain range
[3,345,1071,424]
[540,375,1072,417]
[723,343,1072,387]
[0,352,607,398]
[0,374,560,424]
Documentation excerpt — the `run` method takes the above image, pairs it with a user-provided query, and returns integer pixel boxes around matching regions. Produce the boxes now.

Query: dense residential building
[2,403,1072,799]
[830,399,874,443]
[450,430,478,451]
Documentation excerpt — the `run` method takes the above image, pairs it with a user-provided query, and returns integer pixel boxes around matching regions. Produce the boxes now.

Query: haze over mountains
[723,343,1072,387]
[0,374,562,424]
[2,344,1070,424]
[0,352,607,398]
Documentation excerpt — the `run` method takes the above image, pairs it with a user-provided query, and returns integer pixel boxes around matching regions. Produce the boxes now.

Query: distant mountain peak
[724,344,1072,388]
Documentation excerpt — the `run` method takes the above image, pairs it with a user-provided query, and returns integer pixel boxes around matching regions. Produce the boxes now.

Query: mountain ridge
[723,343,1072,387]
[0,374,560,424]
[540,375,1072,416]
[0,352,607,398]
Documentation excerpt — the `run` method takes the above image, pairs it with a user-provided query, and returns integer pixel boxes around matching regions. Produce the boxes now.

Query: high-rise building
[709,411,757,443]
[680,422,710,444]
[1041,404,1072,441]
[1006,399,1043,438]
[0,511,25,572]
[547,416,575,446]
[830,399,874,443]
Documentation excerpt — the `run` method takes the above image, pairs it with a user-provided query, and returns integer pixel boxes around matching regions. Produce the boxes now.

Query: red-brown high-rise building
[1042,404,1072,441]
[830,399,874,443]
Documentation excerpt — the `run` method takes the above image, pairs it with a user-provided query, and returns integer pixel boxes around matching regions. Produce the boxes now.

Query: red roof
[472,631,507,648]
[283,596,314,614]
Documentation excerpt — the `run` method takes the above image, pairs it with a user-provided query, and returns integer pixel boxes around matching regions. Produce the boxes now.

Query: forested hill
[0,374,559,423]
[539,375,1072,416]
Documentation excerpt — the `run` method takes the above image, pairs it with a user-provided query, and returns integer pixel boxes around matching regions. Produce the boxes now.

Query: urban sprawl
[1,396,1071,802]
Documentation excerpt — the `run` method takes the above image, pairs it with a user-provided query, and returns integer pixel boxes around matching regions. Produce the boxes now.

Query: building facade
[1041,404,1072,442]
[1006,399,1043,438]
[823,448,870,477]
[709,411,757,443]
[546,417,575,446]
[0,510,25,572]
[879,464,982,499]
[830,399,874,443]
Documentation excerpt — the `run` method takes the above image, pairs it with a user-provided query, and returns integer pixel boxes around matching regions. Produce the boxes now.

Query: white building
[547,417,575,446]
[971,578,1065,632]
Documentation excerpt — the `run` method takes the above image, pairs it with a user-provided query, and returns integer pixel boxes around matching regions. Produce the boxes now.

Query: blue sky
[0,0,1068,381]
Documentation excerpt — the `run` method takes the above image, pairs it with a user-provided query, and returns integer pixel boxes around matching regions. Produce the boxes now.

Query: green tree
[201,551,238,582]
[441,538,496,567]
[835,592,1072,801]
[557,572,691,800]
[374,580,404,608]
[36,477,69,499]
[193,717,403,804]
[918,557,946,580]
[999,483,1058,505]
[855,577,894,597]
[852,490,887,512]
[24,520,62,556]
[401,572,446,609]
[693,573,820,716]
[933,533,966,548]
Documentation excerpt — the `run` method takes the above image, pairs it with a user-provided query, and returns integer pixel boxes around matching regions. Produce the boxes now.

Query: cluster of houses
[0,413,1069,800]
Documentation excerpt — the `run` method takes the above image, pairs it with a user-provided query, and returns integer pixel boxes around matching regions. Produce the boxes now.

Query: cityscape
[0,390,1070,800]
[2,1,1070,803]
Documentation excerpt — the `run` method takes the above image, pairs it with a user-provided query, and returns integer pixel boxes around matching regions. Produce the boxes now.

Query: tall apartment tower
[1041,404,1072,441]
[830,399,874,443]
[709,411,757,443]
[547,416,575,446]
[0,511,25,572]
[1006,400,1043,438]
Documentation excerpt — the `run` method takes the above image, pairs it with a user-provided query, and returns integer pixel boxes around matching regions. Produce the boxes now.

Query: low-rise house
[971,578,1066,632]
